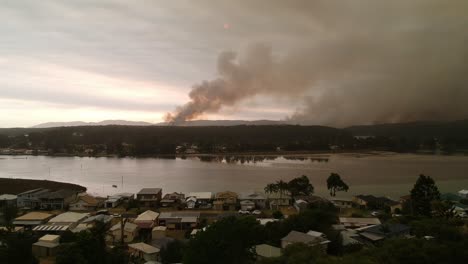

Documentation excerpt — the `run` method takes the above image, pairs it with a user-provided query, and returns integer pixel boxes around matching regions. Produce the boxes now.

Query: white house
[128,242,160,262]
[458,190,468,199]
[240,200,255,211]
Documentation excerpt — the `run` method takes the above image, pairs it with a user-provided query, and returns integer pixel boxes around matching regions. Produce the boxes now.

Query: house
[453,203,468,217]
[69,193,100,211]
[135,210,160,229]
[214,191,238,211]
[330,198,355,209]
[137,188,162,207]
[281,230,330,250]
[16,188,50,208]
[186,192,213,206]
[39,189,79,210]
[294,199,308,212]
[458,189,468,199]
[266,192,292,209]
[152,226,167,239]
[128,242,160,262]
[13,212,54,229]
[339,217,381,229]
[0,194,17,207]
[353,195,398,210]
[160,192,185,207]
[294,195,331,208]
[33,212,89,233]
[255,244,282,258]
[32,234,60,258]
[158,212,200,230]
[357,224,410,243]
[109,222,139,243]
[240,200,255,211]
[186,197,197,209]
[240,192,267,209]
[74,214,114,233]
[104,193,135,208]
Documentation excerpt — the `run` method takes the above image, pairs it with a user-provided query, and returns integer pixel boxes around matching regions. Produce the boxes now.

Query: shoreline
[1,149,465,159]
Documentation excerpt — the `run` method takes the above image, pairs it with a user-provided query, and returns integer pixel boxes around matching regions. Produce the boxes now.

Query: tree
[410,174,440,216]
[264,183,278,195]
[161,240,186,264]
[287,175,314,197]
[326,173,349,197]
[183,216,264,264]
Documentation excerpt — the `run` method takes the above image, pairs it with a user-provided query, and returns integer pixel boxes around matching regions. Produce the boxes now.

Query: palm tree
[276,180,289,209]
[264,183,278,195]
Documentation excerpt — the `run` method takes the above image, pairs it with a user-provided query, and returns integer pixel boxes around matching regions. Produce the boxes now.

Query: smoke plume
[166,1,468,126]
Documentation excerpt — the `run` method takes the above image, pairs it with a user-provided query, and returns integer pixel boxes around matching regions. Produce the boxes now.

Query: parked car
[371,211,380,216]
[251,210,261,215]
[238,210,250,214]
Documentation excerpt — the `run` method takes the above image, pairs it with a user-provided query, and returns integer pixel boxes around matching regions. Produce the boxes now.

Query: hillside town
[1,175,467,264]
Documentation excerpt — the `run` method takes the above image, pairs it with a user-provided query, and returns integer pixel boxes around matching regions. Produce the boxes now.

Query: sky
[1,1,467,127]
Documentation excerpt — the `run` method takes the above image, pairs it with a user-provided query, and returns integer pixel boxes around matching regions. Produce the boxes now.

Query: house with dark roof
[160,192,185,207]
[353,195,399,211]
[281,230,330,250]
[137,188,162,207]
[240,192,267,209]
[69,193,100,211]
[39,189,79,210]
[17,188,50,208]
[357,224,410,243]
[158,212,200,230]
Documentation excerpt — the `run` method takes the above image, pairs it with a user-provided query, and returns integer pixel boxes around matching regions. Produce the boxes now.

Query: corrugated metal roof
[33,225,70,232]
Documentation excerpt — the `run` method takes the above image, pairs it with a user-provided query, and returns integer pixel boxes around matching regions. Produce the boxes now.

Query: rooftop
[129,242,160,254]
[135,210,160,222]
[281,230,328,244]
[39,234,60,243]
[137,188,162,195]
[255,244,282,258]
[15,212,54,221]
[0,194,17,200]
[187,192,213,200]
[110,222,138,232]
[48,212,89,223]
[339,217,381,225]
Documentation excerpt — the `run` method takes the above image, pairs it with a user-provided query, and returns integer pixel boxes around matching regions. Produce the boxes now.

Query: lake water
[1,153,467,199]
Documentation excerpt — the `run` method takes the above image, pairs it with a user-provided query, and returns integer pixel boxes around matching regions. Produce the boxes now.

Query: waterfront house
[13,212,54,229]
[240,200,256,211]
[32,234,60,258]
[281,230,330,250]
[160,192,185,207]
[186,197,197,209]
[128,242,160,262]
[214,191,238,211]
[339,217,381,229]
[137,188,162,207]
[329,198,355,209]
[0,194,17,208]
[186,192,213,206]
[69,193,100,211]
[134,210,160,229]
[357,223,411,244]
[108,222,139,243]
[104,192,134,208]
[353,195,399,211]
[17,188,50,208]
[239,192,267,209]
[39,189,79,210]
[266,192,292,209]
[158,212,200,230]
[33,212,89,233]
[458,189,468,199]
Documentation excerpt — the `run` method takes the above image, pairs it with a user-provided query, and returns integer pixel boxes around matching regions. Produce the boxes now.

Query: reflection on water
[185,155,329,164]
[0,154,467,199]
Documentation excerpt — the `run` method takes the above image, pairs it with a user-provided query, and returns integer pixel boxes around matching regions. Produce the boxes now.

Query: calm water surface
[1,153,467,199]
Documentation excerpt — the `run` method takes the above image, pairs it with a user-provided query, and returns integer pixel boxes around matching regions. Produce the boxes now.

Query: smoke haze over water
[166,1,468,127]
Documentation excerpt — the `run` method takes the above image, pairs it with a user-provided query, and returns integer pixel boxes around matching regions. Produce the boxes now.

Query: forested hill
[1,120,468,155]
[345,119,468,138]
[0,125,351,155]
